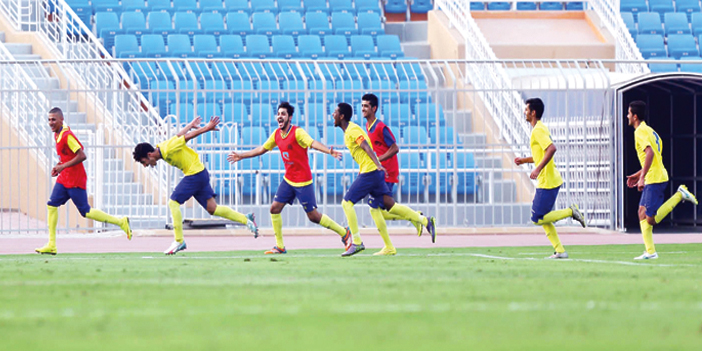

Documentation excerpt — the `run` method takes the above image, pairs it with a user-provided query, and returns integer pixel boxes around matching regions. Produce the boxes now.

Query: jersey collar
[55,125,70,143]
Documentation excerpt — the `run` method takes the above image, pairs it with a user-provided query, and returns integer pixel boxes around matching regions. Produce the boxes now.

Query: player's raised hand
[227,151,242,164]
[206,116,220,131]
[190,116,203,129]
[330,146,342,161]
[626,174,639,188]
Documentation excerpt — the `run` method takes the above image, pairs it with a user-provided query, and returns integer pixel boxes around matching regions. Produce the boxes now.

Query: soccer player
[625,100,697,260]
[133,116,258,255]
[36,107,132,255]
[514,98,586,259]
[333,102,437,257]
[360,94,426,239]
[227,102,351,254]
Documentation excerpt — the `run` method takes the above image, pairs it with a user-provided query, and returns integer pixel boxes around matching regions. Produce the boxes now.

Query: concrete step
[13,54,42,60]
[100,170,134,183]
[103,158,125,170]
[480,180,517,203]
[103,182,144,194]
[70,123,96,132]
[475,155,502,169]
[445,110,473,133]
[46,100,79,113]
[402,42,431,60]
[3,42,32,55]
[31,77,60,90]
[21,65,51,78]
[461,133,487,147]
[0,32,5,42]
[104,193,154,206]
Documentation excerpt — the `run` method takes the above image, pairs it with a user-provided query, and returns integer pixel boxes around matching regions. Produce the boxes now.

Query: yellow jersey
[344,122,377,174]
[157,135,205,176]
[530,120,563,189]
[635,122,669,184]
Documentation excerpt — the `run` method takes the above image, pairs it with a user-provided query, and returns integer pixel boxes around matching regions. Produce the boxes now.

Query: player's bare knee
[307,210,322,223]
[383,196,395,211]
[647,216,657,226]
[270,203,283,215]
[638,207,647,221]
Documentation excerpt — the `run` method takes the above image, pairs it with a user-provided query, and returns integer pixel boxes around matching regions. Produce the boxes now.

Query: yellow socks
[86,208,122,225]
[536,208,573,225]
[640,219,656,254]
[271,213,285,248]
[381,210,403,221]
[168,200,184,243]
[319,214,346,236]
[654,192,682,224]
[213,205,248,224]
[370,208,394,249]
[388,203,428,226]
[543,223,565,253]
[47,205,58,246]
[342,200,362,245]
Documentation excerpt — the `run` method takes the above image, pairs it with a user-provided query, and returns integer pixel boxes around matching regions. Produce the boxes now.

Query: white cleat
[677,185,698,205]
[246,213,259,238]
[545,252,569,259]
[634,251,658,260]
[164,241,187,255]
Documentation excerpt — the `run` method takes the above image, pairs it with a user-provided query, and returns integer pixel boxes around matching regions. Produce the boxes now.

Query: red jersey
[274,125,313,185]
[55,126,87,189]
[366,119,399,183]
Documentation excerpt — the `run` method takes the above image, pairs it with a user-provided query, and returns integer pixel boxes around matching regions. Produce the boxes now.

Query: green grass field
[2,244,702,351]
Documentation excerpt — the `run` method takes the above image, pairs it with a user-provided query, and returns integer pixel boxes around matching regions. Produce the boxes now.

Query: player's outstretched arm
[183,116,220,142]
[227,146,268,164]
[359,140,386,173]
[514,156,534,165]
[310,140,342,161]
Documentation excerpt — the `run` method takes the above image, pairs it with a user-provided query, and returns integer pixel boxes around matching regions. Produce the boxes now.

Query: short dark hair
[337,103,353,122]
[629,100,647,122]
[133,142,155,162]
[49,107,63,117]
[525,98,545,119]
[361,94,379,109]
[277,101,294,117]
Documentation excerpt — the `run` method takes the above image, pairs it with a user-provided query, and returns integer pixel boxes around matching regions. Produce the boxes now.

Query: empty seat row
[635,33,702,58]
[470,2,585,11]
[648,56,702,72]
[622,0,702,20]
[385,0,433,13]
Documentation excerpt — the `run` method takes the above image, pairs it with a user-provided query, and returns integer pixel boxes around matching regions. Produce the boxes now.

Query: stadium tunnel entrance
[615,73,702,231]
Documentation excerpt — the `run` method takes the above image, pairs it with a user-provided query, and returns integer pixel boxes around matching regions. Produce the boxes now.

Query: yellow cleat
[414,211,424,237]
[35,244,57,255]
[121,217,132,240]
[373,247,397,256]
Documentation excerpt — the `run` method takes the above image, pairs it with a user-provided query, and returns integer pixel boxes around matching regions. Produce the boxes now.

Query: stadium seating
[298,35,325,58]
[329,0,355,13]
[350,35,377,58]
[226,12,253,37]
[667,34,699,58]
[147,11,174,39]
[199,0,224,13]
[385,0,408,14]
[540,2,563,11]
[253,12,280,36]
[252,0,277,13]
[649,0,675,19]
[305,0,331,14]
[96,12,121,52]
[636,34,667,58]
[680,56,702,72]
[411,0,434,13]
[487,2,511,11]
[620,0,648,21]
[358,12,384,37]
[517,2,538,11]
[272,35,299,59]
[398,153,424,195]
[114,34,140,58]
[332,11,359,36]
[676,0,701,20]
[621,12,637,38]
[357,0,383,14]
[140,34,167,57]
[637,12,664,35]
[172,0,199,14]
[306,12,333,36]
[219,34,245,58]
[377,35,404,58]
[648,57,679,72]
[225,0,250,13]
[279,12,305,37]
[200,12,226,36]
[193,35,219,58]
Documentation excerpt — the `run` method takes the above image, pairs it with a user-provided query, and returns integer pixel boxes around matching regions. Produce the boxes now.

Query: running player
[227,102,351,254]
[36,107,132,255]
[333,102,437,257]
[361,94,426,239]
[626,100,697,260]
[133,116,258,255]
[514,98,586,259]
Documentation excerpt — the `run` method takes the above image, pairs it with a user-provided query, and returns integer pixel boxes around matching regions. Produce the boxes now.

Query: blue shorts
[47,183,91,217]
[640,182,668,217]
[345,170,392,209]
[171,169,216,208]
[370,182,397,209]
[531,186,560,223]
[274,180,318,213]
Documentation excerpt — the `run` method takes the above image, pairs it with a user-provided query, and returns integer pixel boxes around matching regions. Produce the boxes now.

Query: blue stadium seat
[200,0,224,13]
[486,2,511,10]
[692,13,702,36]
[369,60,398,82]
[308,80,335,103]
[320,123,345,147]
[637,12,664,35]
[329,0,355,13]
[356,0,382,14]
[649,0,674,19]
[147,11,174,38]
[222,102,249,125]
[665,12,692,35]
[200,12,226,36]
[174,12,201,39]
[65,0,92,29]
[219,34,246,58]
[470,2,485,11]
[261,155,285,198]
[281,80,306,105]
[122,11,147,37]
[430,126,459,146]
[357,12,384,37]
[402,126,429,145]
[129,61,158,88]
[122,0,147,12]
[517,2,537,10]
[168,102,195,121]
[398,153,424,195]
[241,126,268,146]
[324,34,351,58]
[229,79,254,101]
[399,79,430,104]
[428,152,450,195]
[679,56,702,72]
[315,152,350,196]
[147,0,172,13]
[278,0,304,12]
[621,0,648,21]
[334,80,364,104]
[411,0,433,13]
[331,12,359,36]
[454,152,476,194]
[172,0,199,14]
[370,80,397,104]
[647,57,679,73]
[350,35,377,58]
[377,34,404,58]
[566,2,585,10]
[201,79,227,101]
[196,103,222,119]
[668,34,699,58]
[341,60,370,81]
[414,102,445,127]
[272,35,299,58]
[114,34,140,58]
[149,80,175,114]
[540,2,563,10]
[636,34,667,58]
[384,103,412,127]
[140,34,167,57]
[224,0,251,14]
[305,103,328,128]
[92,0,120,13]
[305,0,331,13]
[385,0,408,13]
[251,0,277,13]
[234,157,259,196]
[676,0,701,21]
[194,34,220,57]
[167,34,194,57]
[396,58,424,81]
[227,12,253,36]
[298,34,324,58]
[279,12,305,37]
[306,12,332,36]
[95,12,122,53]
[250,103,276,129]
[246,34,272,58]
[621,12,637,38]
[252,12,280,36]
